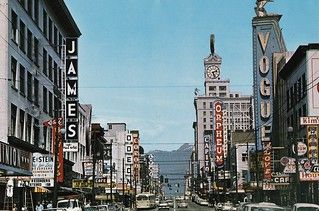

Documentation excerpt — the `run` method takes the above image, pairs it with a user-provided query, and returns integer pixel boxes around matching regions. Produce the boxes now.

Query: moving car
[158,201,170,210]
[176,200,188,208]
[57,199,83,211]
[242,202,285,211]
[292,203,319,211]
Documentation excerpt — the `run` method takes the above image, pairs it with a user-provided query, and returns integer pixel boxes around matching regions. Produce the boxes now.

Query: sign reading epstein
[66,38,79,142]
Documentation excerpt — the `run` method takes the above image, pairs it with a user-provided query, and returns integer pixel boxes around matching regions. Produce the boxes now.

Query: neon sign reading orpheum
[214,101,224,167]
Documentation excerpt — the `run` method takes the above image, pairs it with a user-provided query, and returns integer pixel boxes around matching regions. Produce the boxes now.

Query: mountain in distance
[148,143,193,197]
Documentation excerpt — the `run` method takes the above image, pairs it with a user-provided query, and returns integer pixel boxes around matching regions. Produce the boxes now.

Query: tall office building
[0,0,85,205]
[193,35,254,186]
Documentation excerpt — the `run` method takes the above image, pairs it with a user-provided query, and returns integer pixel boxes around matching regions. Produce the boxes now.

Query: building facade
[192,35,254,197]
[0,0,84,208]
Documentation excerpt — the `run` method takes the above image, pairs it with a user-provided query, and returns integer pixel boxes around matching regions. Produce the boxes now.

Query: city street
[146,201,214,211]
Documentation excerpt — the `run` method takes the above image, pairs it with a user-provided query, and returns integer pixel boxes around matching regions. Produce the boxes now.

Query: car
[292,203,319,211]
[242,202,285,211]
[91,205,109,211]
[177,200,188,208]
[166,200,174,208]
[57,199,83,211]
[158,201,170,210]
[222,201,235,211]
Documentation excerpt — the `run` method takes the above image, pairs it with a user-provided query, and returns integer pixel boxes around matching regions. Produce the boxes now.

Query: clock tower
[204,34,222,96]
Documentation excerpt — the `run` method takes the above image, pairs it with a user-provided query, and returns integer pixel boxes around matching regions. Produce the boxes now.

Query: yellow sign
[72,179,93,188]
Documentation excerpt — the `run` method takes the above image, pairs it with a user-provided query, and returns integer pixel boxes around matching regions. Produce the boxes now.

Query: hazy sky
[64,0,319,152]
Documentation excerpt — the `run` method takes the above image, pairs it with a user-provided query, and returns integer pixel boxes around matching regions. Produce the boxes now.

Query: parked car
[292,203,319,211]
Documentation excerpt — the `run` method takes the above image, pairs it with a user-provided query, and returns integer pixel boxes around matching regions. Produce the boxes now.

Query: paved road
[144,201,214,211]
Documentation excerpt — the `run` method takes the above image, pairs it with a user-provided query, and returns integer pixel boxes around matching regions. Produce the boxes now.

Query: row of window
[11,103,41,145]
[19,0,39,25]
[11,10,39,65]
[286,73,307,110]
[202,123,251,131]
[11,56,62,117]
[11,9,64,88]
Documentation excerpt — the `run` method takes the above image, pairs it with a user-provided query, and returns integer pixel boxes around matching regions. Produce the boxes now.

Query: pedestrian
[12,203,18,211]
[35,202,43,211]
[46,201,52,209]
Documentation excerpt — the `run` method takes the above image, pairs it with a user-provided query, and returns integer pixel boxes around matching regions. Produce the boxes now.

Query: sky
[64,0,319,152]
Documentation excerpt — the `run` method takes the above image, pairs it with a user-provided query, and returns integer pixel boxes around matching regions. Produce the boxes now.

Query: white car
[243,202,285,211]
[57,199,83,211]
[292,203,319,211]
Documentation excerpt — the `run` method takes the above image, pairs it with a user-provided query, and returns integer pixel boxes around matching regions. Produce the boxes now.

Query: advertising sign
[204,136,210,172]
[63,142,78,152]
[214,101,224,167]
[263,141,272,180]
[307,126,318,161]
[31,153,54,187]
[65,37,79,142]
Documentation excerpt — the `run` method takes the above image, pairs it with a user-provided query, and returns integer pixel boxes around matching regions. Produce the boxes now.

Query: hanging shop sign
[204,136,210,172]
[300,116,319,125]
[307,126,318,161]
[263,141,272,180]
[65,38,79,142]
[63,142,78,152]
[214,101,224,167]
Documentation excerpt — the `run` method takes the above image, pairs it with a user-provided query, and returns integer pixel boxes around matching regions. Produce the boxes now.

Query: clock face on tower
[206,65,220,79]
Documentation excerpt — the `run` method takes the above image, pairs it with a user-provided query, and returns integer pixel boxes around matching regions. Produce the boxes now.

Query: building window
[203,111,206,116]
[26,114,32,143]
[27,71,32,101]
[34,78,39,105]
[58,65,62,88]
[58,33,62,56]
[19,20,26,52]
[27,0,32,17]
[203,118,206,123]
[43,48,47,75]
[34,37,39,65]
[11,104,17,136]
[242,153,248,162]
[49,92,53,117]
[19,109,25,139]
[11,57,18,89]
[48,56,52,81]
[34,0,39,24]
[54,62,58,85]
[43,9,47,36]
[54,26,58,51]
[11,10,18,43]
[43,86,47,113]
[219,86,227,91]
[19,0,25,8]
[48,18,52,43]
[302,73,307,97]
[34,118,40,146]
[43,126,47,149]
[203,102,206,109]
[27,29,32,59]
[19,64,25,96]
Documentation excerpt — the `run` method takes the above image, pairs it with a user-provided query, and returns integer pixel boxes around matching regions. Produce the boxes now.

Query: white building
[0,0,89,193]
